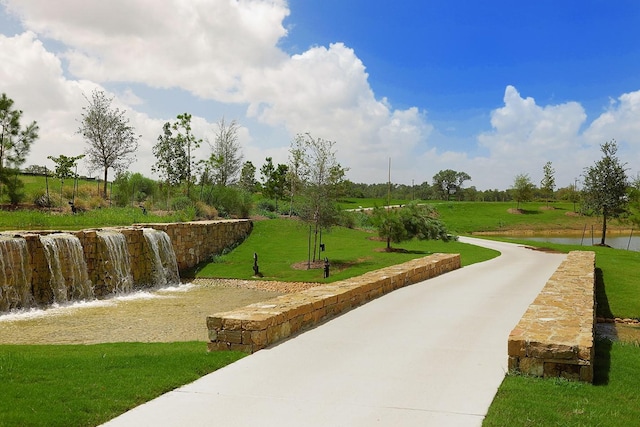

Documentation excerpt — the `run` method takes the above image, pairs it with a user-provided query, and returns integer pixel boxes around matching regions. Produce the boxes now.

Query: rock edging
[206,253,461,353]
[508,251,595,382]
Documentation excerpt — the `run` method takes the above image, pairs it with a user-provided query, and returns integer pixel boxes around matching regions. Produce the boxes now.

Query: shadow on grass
[594,268,613,385]
[519,209,543,215]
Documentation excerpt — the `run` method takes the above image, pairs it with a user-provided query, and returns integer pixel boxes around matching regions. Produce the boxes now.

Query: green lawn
[1,201,638,426]
[196,218,498,282]
[0,343,245,427]
[482,237,640,426]
[485,340,640,426]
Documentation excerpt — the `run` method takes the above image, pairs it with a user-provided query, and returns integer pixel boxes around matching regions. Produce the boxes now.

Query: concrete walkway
[102,237,566,427]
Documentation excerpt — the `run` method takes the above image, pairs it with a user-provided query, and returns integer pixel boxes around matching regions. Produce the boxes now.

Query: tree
[582,140,629,246]
[627,175,640,229]
[0,93,39,202]
[207,118,243,186]
[152,113,201,197]
[371,202,453,250]
[47,154,85,204]
[238,161,257,193]
[432,169,471,201]
[290,133,347,261]
[540,161,556,207]
[78,90,138,198]
[511,173,535,210]
[260,157,288,210]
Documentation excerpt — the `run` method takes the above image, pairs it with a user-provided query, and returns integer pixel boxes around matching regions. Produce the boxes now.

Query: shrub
[170,196,193,211]
[33,190,53,208]
[257,199,276,212]
[200,186,252,218]
[195,201,218,219]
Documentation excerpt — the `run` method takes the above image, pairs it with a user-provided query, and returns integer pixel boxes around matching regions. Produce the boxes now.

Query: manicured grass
[485,340,640,426]
[196,218,499,282]
[482,237,640,426]
[488,238,640,319]
[434,201,609,234]
[0,342,245,427]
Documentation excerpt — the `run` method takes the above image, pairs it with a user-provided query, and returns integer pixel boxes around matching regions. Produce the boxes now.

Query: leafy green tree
[47,154,85,205]
[371,202,453,250]
[432,169,471,201]
[0,93,39,202]
[540,161,556,207]
[260,157,289,210]
[207,118,243,186]
[582,140,629,246]
[238,161,257,193]
[78,90,138,198]
[627,175,640,229]
[511,173,535,210]
[152,113,202,197]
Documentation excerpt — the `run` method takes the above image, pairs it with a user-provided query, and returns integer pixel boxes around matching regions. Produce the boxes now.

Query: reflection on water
[502,234,640,251]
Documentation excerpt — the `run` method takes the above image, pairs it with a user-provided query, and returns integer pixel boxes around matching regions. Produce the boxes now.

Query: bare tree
[291,133,348,261]
[207,118,243,186]
[78,90,138,198]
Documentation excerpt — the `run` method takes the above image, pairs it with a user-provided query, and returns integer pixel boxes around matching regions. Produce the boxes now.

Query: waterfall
[143,228,180,286]
[40,233,93,302]
[97,230,134,294]
[0,235,34,311]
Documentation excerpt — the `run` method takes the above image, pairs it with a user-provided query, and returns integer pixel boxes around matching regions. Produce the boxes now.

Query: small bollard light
[253,252,260,276]
[320,243,325,252]
[323,257,330,278]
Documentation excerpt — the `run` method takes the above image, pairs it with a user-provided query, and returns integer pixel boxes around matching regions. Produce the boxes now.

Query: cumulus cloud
[4,0,290,101]
[1,0,436,185]
[2,1,639,190]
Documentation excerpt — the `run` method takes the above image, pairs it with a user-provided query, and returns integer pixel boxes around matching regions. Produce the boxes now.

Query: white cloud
[4,0,290,101]
[2,2,640,190]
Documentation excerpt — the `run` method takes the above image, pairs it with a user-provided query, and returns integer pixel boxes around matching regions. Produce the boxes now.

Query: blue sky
[1,0,639,190]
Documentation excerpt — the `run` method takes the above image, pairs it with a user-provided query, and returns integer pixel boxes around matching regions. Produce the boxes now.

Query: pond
[496,233,640,252]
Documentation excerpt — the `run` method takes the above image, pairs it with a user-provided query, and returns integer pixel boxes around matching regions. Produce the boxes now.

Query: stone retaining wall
[508,251,596,382]
[137,220,252,271]
[207,253,461,353]
[1,220,252,310]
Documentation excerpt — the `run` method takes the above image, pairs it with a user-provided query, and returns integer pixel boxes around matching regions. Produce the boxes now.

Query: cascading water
[40,233,94,302]
[97,230,134,294]
[143,228,180,286]
[0,235,33,311]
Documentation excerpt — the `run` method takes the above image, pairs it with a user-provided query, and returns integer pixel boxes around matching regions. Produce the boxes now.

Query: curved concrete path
[102,237,566,427]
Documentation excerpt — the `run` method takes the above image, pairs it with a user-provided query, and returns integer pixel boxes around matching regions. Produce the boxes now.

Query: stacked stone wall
[139,220,252,271]
[508,251,596,382]
[1,220,252,310]
[207,253,461,353]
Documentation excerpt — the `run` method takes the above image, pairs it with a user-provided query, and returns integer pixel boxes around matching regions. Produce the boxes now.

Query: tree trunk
[102,168,109,199]
[312,221,319,262]
[601,211,608,246]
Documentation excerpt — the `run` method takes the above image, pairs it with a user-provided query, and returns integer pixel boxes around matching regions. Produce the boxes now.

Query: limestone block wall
[139,220,252,271]
[207,253,461,353]
[1,220,252,310]
[508,251,596,382]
